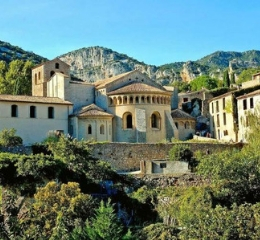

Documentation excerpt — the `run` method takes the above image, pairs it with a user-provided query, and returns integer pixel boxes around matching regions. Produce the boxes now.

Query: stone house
[170,109,196,140]
[0,95,73,145]
[237,89,260,142]
[208,91,238,142]
[0,58,198,145]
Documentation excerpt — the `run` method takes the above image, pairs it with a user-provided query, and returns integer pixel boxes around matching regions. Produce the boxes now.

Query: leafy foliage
[21,181,96,239]
[190,75,219,91]
[170,80,190,92]
[0,59,34,95]
[237,67,260,84]
[0,128,22,147]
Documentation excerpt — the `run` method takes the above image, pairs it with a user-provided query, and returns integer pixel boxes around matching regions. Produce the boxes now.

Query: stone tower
[32,58,70,97]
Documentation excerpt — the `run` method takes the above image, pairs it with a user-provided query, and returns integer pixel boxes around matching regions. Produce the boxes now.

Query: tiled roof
[237,89,260,99]
[75,104,113,118]
[107,83,170,95]
[0,95,72,105]
[171,109,196,120]
[94,70,137,88]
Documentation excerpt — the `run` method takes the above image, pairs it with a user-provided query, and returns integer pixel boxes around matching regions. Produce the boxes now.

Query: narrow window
[48,107,54,119]
[175,122,178,129]
[30,106,36,118]
[217,114,220,127]
[11,105,18,117]
[223,98,225,109]
[38,72,41,80]
[151,112,160,129]
[223,112,226,125]
[243,99,247,110]
[123,112,133,129]
[35,73,37,84]
[126,114,132,128]
[211,102,214,113]
[88,125,92,134]
[100,124,104,134]
[55,63,59,69]
[216,101,219,112]
[250,98,254,108]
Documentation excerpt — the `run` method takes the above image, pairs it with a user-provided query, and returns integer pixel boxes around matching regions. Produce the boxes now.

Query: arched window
[123,112,133,129]
[100,124,104,134]
[88,125,92,134]
[123,96,127,104]
[50,71,55,77]
[30,106,36,118]
[11,105,18,117]
[55,63,59,69]
[151,112,161,129]
[129,96,133,104]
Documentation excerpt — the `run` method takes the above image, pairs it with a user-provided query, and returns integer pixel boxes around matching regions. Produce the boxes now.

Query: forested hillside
[0,40,47,64]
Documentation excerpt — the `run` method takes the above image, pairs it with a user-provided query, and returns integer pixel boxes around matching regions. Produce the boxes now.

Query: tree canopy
[0,59,34,95]
[190,75,219,91]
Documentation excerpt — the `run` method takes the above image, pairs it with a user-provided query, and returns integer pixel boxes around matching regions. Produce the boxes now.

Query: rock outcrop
[58,47,260,84]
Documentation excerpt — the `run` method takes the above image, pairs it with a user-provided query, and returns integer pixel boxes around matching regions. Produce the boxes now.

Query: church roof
[95,70,136,89]
[0,95,72,105]
[75,104,113,118]
[171,109,196,120]
[107,83,170,95]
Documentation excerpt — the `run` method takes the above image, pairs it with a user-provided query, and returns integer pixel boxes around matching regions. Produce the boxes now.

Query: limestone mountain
[1,39,260,85]
[58,47,260,84]
[0,40,47,64]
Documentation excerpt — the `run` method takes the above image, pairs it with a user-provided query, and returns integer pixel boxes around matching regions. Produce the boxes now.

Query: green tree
[85,199,124,240]
[21,181,96,239]
[223,70,230,87]
[230,72,235,84]
[171,81,190,93]
[3,59,34,95]
[190,75,218,91]
[237,67,260,84]
[0,128,23,147]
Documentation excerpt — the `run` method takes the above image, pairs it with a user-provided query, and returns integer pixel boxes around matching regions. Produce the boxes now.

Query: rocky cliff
[58,47,260,84]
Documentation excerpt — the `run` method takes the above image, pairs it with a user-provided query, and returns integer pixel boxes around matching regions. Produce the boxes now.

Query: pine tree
[86,199,124,240]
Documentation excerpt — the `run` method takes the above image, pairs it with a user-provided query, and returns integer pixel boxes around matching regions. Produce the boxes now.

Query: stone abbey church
[0,59,195,145]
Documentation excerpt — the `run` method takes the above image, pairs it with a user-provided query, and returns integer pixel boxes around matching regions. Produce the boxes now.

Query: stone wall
[88,142,242,172]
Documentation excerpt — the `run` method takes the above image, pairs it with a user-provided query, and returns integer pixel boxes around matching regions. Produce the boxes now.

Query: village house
[0,58,198,145]
[237,89,260,142]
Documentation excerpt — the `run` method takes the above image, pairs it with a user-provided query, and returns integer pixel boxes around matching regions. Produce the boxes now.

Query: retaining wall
[88,142,242,172]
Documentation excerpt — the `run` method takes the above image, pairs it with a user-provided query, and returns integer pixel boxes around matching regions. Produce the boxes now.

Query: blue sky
[1,0,260,66]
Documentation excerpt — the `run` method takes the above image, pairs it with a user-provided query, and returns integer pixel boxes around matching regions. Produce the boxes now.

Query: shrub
[169,144,192,162]
[0,128,23,147]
